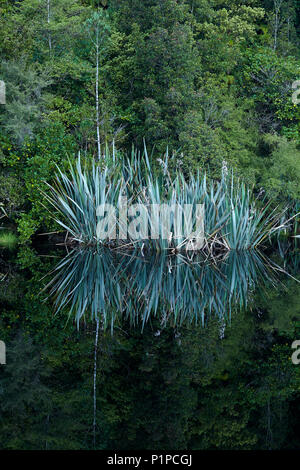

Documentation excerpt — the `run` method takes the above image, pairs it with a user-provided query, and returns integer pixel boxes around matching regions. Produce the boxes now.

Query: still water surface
[0,242,299,449]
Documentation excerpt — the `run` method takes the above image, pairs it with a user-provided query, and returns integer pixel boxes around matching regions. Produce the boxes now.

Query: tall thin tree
[86,11,111,160]
[47,0,52,52]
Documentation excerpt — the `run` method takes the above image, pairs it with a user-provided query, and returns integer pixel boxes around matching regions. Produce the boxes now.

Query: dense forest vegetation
[0,0,300,451]
[0,0,299,241]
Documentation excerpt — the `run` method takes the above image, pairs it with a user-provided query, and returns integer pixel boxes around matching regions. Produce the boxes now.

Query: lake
[0,240,299,449]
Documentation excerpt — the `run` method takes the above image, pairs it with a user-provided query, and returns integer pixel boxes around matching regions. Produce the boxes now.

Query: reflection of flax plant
[44,248,278,329]
[43,147,289,252]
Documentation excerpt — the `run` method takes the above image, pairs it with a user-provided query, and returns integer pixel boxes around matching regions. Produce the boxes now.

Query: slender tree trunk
[45,414,50,450]
[266,397,273,449]
[93,318,100,448]
[273,0,283,51]
[95,29,101,160]
[47,0,52,52]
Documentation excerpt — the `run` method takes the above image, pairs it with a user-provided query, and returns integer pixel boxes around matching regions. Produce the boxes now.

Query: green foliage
[0,231,17,250]
[0,174,25,219]
[261,135,300,201]
[0,0,299,242]
[0,60,51,145]
[242,47,300,136]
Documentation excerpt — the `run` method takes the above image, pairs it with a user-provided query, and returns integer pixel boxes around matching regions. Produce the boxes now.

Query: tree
[0,60,51,145]
[86,10,111,160]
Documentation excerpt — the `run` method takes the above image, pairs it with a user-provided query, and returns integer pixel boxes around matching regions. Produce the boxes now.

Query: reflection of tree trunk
[266,397,273,449]
[219,317,225,339]
[45,414,50,450]
[95,30,101,160]
[47,0,52,52]
[93,318,100,448]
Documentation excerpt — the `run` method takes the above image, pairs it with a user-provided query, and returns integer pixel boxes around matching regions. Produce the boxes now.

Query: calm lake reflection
[0,243,299,450]
[46,248,280,329]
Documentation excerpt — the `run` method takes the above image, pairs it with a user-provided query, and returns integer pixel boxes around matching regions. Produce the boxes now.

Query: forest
[0,0,299,241]
[0,0,300,452]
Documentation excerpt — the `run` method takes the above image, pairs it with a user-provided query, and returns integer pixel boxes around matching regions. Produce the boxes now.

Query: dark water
[0,242,299,450]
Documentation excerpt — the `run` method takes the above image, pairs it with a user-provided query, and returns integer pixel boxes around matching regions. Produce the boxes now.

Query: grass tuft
[0,231,17,249]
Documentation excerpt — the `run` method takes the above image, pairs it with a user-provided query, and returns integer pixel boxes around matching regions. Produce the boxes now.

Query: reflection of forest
[0,245,299,450]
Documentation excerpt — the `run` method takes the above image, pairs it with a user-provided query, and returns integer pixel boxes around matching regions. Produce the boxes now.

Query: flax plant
[43,147,291,252]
